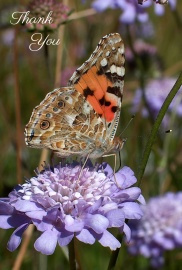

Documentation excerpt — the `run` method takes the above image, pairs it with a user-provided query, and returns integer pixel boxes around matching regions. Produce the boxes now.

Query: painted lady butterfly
[25,33,125,158]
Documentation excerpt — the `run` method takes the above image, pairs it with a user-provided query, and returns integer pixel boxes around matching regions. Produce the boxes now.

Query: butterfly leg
[77,153,90,182]
[102,153,122,188]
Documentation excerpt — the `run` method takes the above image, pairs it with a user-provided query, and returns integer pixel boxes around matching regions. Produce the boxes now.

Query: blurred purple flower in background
[139,0,177,15]
[92,0,151,23]
[132,77,182,123]
[0,162,144,255]
[1,29,14,46]
[152,0,177,15]
[128,192,182,267]
[92,0,177,23]
[26,0,70,31]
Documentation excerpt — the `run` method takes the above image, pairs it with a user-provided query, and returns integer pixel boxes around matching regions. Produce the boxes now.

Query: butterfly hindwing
[25,87,106,156]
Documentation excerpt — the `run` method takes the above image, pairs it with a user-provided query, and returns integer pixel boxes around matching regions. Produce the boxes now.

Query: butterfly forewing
[68,33,125,140]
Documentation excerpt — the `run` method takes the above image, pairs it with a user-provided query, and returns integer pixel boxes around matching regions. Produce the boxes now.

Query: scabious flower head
[26,0,70,31]
[0,162,144,255]
[132,77,182,125]
[128,193,182,267]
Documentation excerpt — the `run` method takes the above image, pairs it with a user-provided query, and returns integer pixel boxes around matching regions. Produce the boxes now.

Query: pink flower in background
[26,0,70,31]
[61,67,78,86]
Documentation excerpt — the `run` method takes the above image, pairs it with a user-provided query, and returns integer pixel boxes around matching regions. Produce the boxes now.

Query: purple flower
[2,29,15,46]
[128,192,182,267]
[92,0,151,24]
[132,77,182,125]
[92,0,177,23]
[153,0,177,15]
[139,0,177,15]
[0,162,144,255]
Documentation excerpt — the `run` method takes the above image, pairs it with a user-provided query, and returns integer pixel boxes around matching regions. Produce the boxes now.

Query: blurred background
[0,0,182,269]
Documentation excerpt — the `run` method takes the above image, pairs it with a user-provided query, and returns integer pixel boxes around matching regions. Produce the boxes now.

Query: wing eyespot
[46,113,52,118]
[53,107,59,112]
[40,120,50,130]
[58,100,65,108]
[27,136,32,142]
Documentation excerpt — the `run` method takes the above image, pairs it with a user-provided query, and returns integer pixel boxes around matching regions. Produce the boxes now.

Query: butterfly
[25,33,125,159]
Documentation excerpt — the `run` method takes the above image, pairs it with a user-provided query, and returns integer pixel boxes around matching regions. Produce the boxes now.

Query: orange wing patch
[74,66,118,122]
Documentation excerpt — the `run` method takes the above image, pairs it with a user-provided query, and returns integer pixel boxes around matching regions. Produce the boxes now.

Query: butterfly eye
[40,120,50,130]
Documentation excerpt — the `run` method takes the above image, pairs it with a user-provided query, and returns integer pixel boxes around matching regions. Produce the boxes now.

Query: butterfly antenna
[119,114,135,137]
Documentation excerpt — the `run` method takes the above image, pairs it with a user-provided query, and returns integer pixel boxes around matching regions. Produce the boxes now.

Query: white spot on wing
[83,102,92,114]
[117,67,125,76]
[118,45,124,54]
[106,51,110,57]
[100,58,107,67]
[110,65,117,74]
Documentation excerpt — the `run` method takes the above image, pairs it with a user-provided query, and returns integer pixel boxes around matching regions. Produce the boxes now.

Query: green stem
[126,26,156,126]
[137,72,182,185]
[107,234,123,270]
[171,8,182,29]
[68,238,76,270]
[43,29,52,83]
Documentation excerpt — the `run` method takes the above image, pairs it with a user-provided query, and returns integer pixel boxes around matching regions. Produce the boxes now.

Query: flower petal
[106,209,125,227]
[58,231,74,246]
[137,194,146,205]
[119,4,136,24]
[0,215,14,229]
[121,202,143,219]
[14,200,41,212]
[85,214,109,234]
[65,216,84,232]
[26,210,47,220]
[0,201,14,215]
[88,198,102,213]
[7,223,29,251]
[113,187,141,201]
[115,166,137,188]
[76,228,95,244]
[123,223,131,242]
[92,0,115,11]
[98,230,121,250]
[34,230,58,255]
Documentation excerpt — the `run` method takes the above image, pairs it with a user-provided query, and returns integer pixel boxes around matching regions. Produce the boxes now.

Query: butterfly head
[111,137,126,153]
